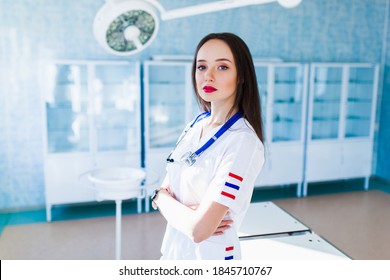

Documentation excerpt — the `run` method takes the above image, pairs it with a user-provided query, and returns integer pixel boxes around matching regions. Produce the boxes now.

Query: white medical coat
[160,115,265,260]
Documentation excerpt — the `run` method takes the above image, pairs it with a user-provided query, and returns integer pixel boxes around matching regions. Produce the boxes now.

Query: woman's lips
[203,86,217,93]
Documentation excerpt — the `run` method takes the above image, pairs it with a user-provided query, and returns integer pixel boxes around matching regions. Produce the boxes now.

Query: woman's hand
[165,186,173,196]
[161,186,174,198]
[187,204,233,236]
[212,219,233,236]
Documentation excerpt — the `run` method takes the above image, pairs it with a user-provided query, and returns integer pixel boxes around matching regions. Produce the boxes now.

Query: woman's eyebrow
[197,58,233,63]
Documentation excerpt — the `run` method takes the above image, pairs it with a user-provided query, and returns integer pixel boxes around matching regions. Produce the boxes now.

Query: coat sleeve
[203,132,265,215]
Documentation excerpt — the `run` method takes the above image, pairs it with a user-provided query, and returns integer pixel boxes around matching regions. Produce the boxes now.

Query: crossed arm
[153,177,233,243]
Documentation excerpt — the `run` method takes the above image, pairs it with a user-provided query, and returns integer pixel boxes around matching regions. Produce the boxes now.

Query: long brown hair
[191,32,264,143]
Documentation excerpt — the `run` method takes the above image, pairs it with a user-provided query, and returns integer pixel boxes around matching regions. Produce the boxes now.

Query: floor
[1,177,389,260]
[274,190,390,259]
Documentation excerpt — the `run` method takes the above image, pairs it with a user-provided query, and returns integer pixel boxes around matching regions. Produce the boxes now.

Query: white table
[241,232,350,259]
[239,201,309,238]
[239,202,350,259]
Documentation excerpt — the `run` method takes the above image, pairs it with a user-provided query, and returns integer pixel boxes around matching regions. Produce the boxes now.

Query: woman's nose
[204,68,214,81]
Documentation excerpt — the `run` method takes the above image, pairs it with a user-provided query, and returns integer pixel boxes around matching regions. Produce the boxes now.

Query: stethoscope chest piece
[167,111,242,167]
[180,151,198,167]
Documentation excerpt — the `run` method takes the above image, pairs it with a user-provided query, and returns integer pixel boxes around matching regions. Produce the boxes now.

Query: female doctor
[151,32,265,260]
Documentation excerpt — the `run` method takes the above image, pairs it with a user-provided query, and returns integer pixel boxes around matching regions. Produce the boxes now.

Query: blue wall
[377,2,390,180]
[0,0,389,210]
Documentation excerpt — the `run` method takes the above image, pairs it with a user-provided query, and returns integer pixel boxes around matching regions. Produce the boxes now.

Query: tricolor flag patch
[228,172,243,182]
[220,172,243,200]
[224,246,234,260]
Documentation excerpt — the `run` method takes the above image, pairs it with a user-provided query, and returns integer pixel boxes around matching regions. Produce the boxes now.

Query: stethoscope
[166,111,242,166]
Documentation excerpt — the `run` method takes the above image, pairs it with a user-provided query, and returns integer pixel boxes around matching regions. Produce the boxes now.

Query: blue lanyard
[179,111,211,141]
[166,111,211,163]
[168,111,242,166]
[194,111,242,157]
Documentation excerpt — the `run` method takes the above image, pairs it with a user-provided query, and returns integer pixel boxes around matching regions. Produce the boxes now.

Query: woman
[151,32,265,260]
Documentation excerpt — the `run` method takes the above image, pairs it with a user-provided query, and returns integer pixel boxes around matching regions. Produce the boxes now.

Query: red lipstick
[203,86,217,93]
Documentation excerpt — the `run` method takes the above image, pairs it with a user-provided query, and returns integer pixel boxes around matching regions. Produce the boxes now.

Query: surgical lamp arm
[156,0,302,21]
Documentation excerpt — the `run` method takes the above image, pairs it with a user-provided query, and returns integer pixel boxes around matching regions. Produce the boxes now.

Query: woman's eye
[218,65,228,70]
[197,65,206,71]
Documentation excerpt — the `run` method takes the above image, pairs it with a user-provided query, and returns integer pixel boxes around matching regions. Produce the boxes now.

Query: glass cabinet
[254,66,269,141]
[94,64,140,152]
[144,60,198,183]
[45,64,90,153]
[253,62,308,195]
[147,63,188,148]
[308,64,377,142]
[45,62,140,154]
[272,66,305,142]
[43,60,141,221]
[304,63,379,196]
[310,67,343,140]
[255,63,307,144]
[345,67,375,138]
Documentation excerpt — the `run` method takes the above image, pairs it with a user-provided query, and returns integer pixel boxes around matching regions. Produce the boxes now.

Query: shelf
[150,101,184,107]
[54,81,88,86]
[47,127,89,132]
[46,103,83,109]
[314,99,341,103]
[274,99,302,104]
[95,125,132,129]
[273,118,300,123]
[311,134,338,140]
[312,117,339,121]
[314,80,342,84]
[347,98,372,103]
[275,80,301,84]
[346,116,370,120]
[150,82,185,85]
[272,137,296,142]
[345,133,369,138]
[348,80,374,84]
